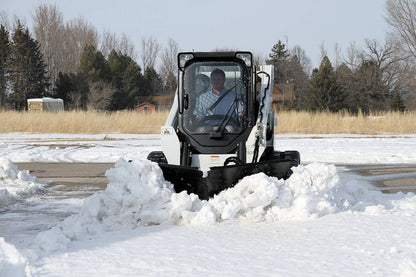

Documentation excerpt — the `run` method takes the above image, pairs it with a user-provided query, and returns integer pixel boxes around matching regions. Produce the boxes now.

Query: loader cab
[177,52,255,156]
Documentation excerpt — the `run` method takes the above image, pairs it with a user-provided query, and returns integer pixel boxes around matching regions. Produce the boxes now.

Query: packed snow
[1,133,416,276]
[0,159,47,206]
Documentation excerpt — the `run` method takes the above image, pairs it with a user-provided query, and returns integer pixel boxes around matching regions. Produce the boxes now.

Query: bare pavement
[16,162,416,197]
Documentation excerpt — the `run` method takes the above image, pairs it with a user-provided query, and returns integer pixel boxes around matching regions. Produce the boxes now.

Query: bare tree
[140,36,160,70]
[0,12,26,32]
[253,54,266,68]
[87,81,115,110]
[364,39,395,69]
[68,90,82,110]
[291,45,312,74]
[159,38,179,94]
[319,41,328,61]
[100,31,136,59]
[62,17,98,73]
[33,5,99,77]
[334,42,342,69]
[345,41,362,69]
[0,11,11,31]
[33,4,64,90]
[119,33,136,59]
[100,31,118,58]
[212,47,239,52]
[288,45,312,109]
[386,0,416,58]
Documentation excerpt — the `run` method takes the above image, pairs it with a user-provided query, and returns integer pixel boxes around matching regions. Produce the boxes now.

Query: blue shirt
[193,88,236,118]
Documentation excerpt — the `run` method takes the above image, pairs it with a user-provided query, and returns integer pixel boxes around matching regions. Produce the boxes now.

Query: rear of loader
[147,51,300,200]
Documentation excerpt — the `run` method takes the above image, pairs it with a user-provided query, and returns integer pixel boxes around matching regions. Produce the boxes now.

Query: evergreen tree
[78,45,114,110]
[352,59,389,113]
[0,25,10,109]
[79,45,110,83]
[108,50,143,110]
[9,21,48,110]
[54,72,88,110]
[121,62,143,109]
[164,71,177,96]
[307,56,345,112]
[108,50,132,89]
[287,55,309,109]
[335,63,355,113]
[143,67,163,96]
[390,91,405,112]
[267,40,290,64]
[266,40,290,83]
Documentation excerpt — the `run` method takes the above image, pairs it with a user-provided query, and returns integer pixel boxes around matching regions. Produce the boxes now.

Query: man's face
[211,74,225,92]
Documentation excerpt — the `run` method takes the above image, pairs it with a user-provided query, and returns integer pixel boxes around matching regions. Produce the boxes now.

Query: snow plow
[147,51,300,199]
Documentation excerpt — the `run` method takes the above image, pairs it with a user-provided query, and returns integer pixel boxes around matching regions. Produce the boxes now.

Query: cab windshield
[182,61,247,135]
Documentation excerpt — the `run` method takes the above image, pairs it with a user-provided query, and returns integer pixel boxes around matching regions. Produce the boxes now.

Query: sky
[1,0,389,69]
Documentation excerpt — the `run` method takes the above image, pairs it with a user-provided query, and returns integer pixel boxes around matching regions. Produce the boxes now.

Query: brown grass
[275,110,416,134]
[0,110,169,134]
[0,110,415,134]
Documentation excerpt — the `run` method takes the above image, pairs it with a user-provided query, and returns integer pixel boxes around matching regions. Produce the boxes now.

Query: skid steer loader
[147,51,300,199]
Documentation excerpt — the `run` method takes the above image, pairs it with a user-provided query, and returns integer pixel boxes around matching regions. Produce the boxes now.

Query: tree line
[0,0,415,112]
[0,4,178,111]
[265,0,416,113]
[266,38,409,113]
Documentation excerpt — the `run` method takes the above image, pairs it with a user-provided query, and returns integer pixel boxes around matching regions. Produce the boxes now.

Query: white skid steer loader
[148,51,300,199]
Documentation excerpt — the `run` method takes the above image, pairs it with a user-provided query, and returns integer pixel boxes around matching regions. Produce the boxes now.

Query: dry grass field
[275,110,416,134]
[0,110,415,134]
[0,110,169,134]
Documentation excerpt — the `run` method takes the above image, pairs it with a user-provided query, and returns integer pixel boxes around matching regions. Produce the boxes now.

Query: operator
[193,69,236,120]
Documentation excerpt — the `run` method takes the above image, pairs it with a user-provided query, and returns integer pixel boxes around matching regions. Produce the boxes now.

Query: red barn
[136,102,156,112]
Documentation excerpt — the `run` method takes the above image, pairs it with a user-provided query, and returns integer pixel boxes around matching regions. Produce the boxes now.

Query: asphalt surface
[16,162,114,198]
[15,162,416,196]
[343,164,416,193]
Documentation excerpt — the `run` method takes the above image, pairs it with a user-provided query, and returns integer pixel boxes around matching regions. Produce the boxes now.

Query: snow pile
[0,238,29,277]
[0,158,46,204]
[35,158,416,252]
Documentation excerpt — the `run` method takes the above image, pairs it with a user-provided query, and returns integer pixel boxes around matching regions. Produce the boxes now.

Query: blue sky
[2,0,388,68]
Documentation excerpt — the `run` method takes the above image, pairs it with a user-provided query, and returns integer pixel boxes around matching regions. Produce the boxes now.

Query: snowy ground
[1,133,416,276]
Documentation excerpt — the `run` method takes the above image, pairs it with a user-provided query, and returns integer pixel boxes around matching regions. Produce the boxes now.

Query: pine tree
[0,25,10,109]
[390,91,405,112]
[54,72,88,110]
[307,56,345,112]
[352,60,389,113]
[108,50,143,110]
[108,50,132,89]
[267,40,290,64]
[335,63,355,113]
[54,72,76,107]
[164,71,177,96]
[9,21,48,110]
[143,67,163,99]
[79,45,110,83]
[121,62,143,109]
[266,40,290,83]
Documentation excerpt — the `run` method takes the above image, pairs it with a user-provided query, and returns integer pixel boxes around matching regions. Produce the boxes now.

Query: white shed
[27,98,64,112]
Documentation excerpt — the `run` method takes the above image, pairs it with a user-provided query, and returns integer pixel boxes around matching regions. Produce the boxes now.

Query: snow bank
[35,159,416,252]
[0,238,29,277]
[0,158,46,204]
